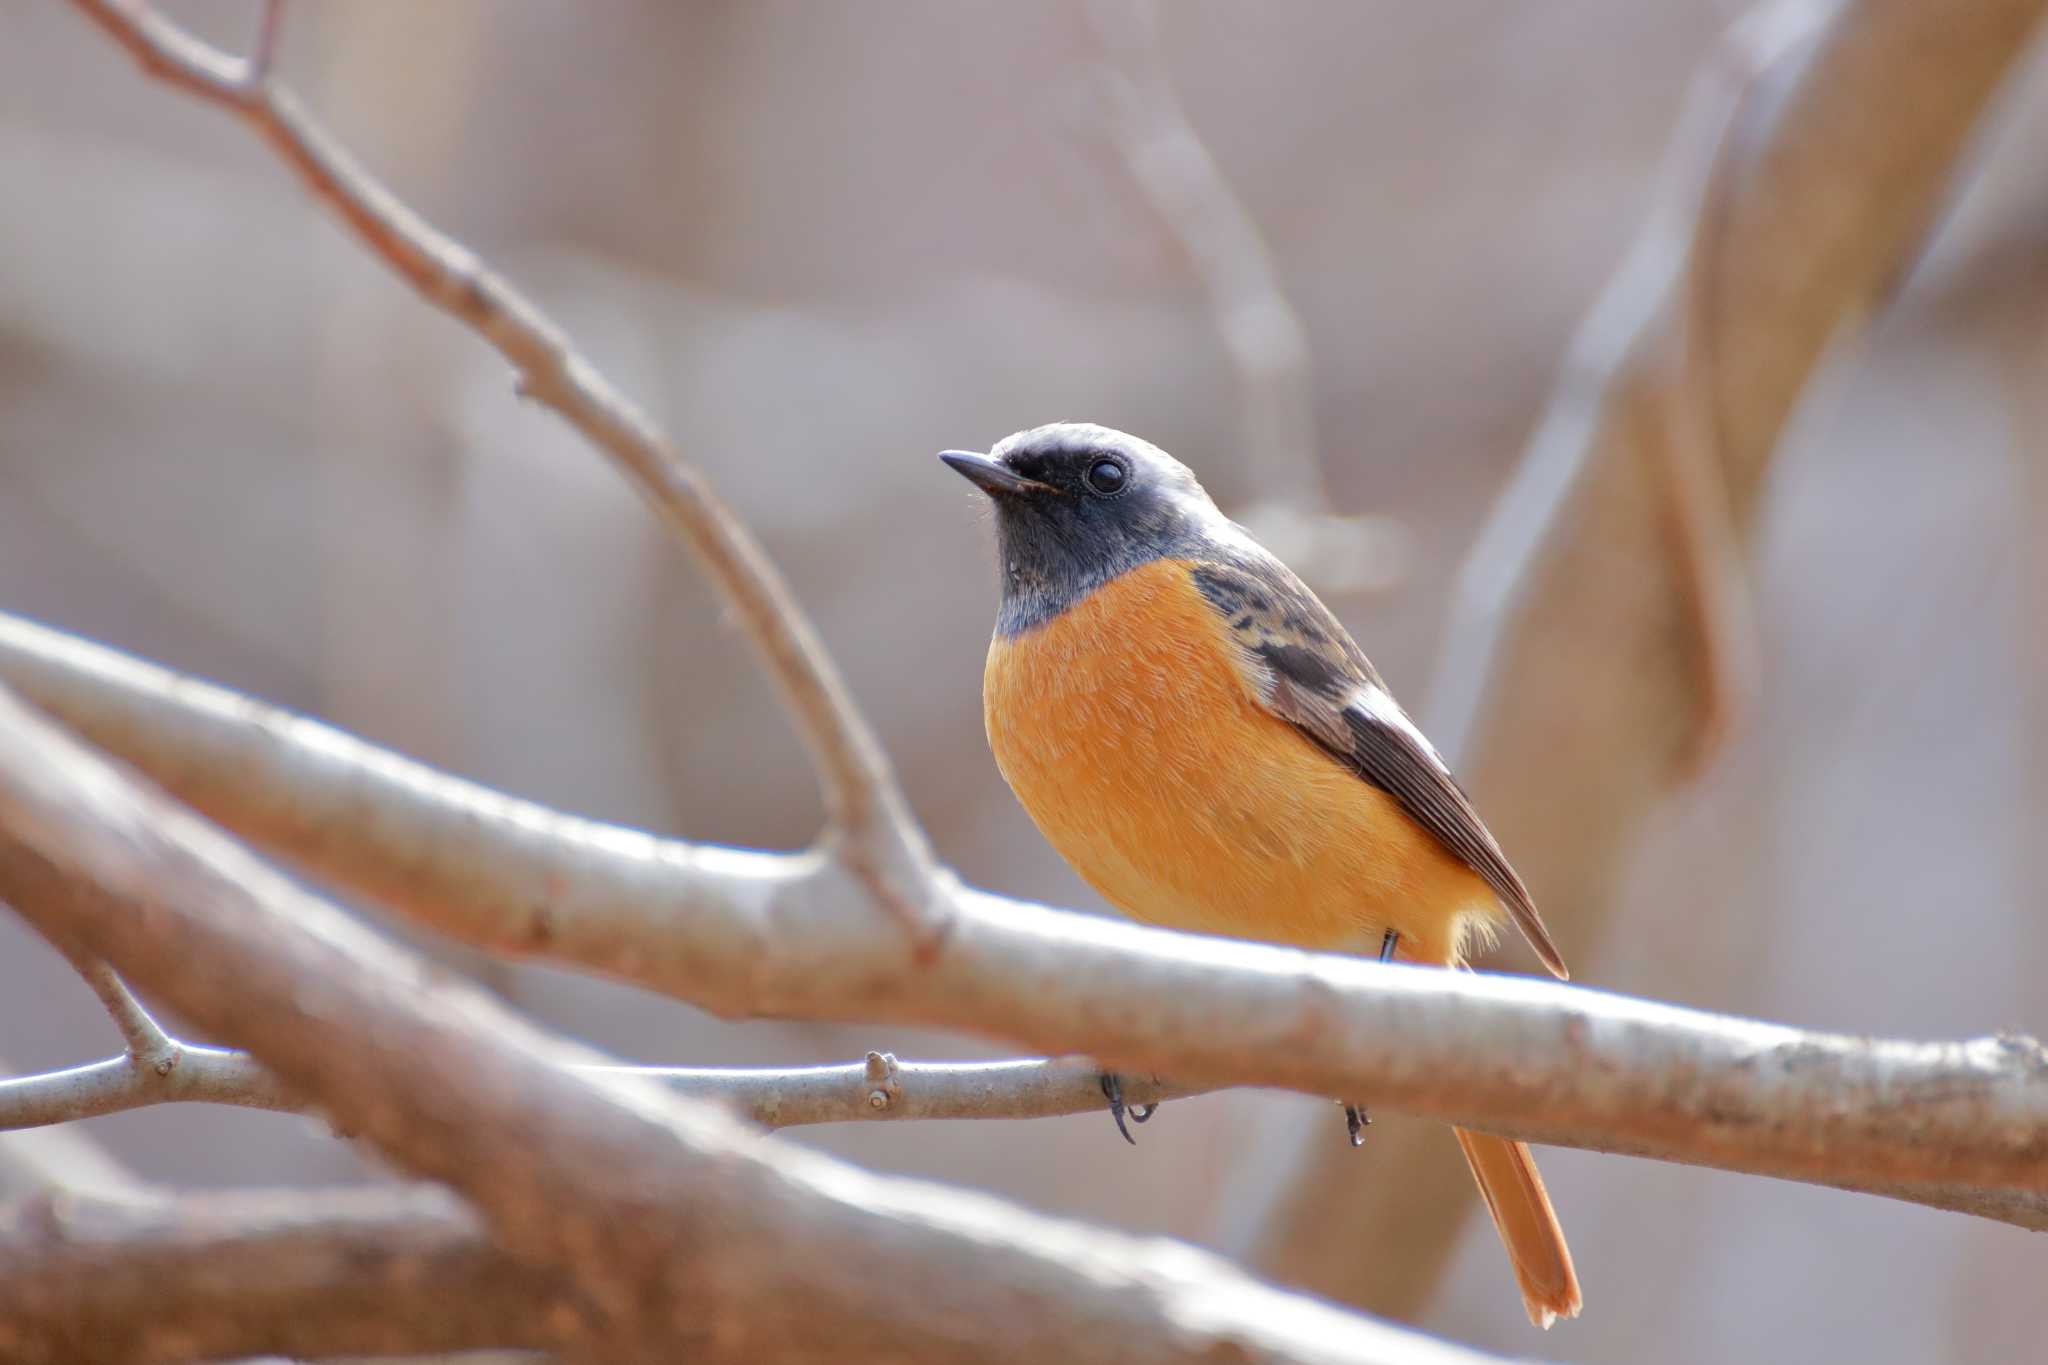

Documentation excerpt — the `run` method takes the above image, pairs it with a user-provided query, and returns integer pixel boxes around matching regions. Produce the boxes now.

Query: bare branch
[39,934,180,1076]
[1246,0,2048,1315]
[246,0,284,88]
[0,682,1491,1365]
[0,1075,147,1204]
[1086,0,1320,508]
[1430,0,2047,778]
[0,1045,1191,1133]
[1082,0,1405,595]
[7,1028,2043,1234]
[1,1047,295,1130]
[63,0,937,933]
[602,1054,1194,1126]
[11,619,2048,1221]
[0,1185,580,1364]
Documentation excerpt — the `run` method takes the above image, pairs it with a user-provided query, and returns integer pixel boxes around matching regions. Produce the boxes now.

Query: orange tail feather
[1453,1127,1582,1328]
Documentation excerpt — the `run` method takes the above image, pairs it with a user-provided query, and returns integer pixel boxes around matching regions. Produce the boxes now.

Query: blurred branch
[1084,0,1404,594]
[1087,0,1319,505]
[0,683,1492,1365]
[247,0,283,85]
[11,620,2048,1230]
[0,1058,564,1365]
[0,1185,580,1365]
[64,0,940,941]
[1243,0,2048,1317]
[0,1044,1191,1133]
[42,1,2048,1351]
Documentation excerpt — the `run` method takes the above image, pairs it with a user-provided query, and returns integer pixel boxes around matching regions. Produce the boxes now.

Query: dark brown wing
[1190,557,1569,979]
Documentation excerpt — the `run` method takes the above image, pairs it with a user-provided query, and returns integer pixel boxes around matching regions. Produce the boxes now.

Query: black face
[941,423,1215,636]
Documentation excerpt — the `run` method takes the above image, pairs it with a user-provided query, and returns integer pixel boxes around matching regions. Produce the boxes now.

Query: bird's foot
[1343,1102,1370,1147]
[1338,932,1399,1148]
[1099,1072,1157,1145]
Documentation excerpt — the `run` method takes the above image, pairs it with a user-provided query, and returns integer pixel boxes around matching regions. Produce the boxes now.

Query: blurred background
[3,2,2046,1361]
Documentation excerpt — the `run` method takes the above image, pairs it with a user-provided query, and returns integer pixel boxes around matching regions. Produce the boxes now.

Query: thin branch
[0,1065,147,1204]
[599,1054,1193,1126]
[0,1046,1191,1133]
[12,619,2048,1220]
[6,1034,2043,1234]
[0,681,1493,1365]
[40,933,180,1076]
[246,0,284,87]
[1,1047,294,1129]
[63,0,938,934]
[1082,0,1405,595]
[1085,0,1321,508]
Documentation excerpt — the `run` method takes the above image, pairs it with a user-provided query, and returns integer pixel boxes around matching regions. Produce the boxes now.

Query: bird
[941,421,1581,1328]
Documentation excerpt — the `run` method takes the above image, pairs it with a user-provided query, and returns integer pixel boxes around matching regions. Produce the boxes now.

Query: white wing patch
[1350,685,1450,774]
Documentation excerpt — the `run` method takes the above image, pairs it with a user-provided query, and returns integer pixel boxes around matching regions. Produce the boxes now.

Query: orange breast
[984,558,1496,966]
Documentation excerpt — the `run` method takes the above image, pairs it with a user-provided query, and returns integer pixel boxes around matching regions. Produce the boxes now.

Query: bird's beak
[940,450,1055,497]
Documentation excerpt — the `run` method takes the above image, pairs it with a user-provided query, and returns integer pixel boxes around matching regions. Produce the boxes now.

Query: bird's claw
[1336,931,1397,1148]
[1100,1072,1156,1145]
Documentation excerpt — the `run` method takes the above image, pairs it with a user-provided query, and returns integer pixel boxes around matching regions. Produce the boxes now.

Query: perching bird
[942,422,1580,1328]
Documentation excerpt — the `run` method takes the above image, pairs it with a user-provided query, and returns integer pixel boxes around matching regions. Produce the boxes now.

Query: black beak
[940,450,1055,497]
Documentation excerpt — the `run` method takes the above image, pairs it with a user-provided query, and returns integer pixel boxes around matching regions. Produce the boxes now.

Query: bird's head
[941,422,1232,635]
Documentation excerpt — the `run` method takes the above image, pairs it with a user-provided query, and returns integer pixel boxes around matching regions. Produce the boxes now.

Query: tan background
[3,2,2045,1360]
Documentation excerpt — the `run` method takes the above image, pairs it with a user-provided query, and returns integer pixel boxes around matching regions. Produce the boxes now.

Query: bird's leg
[1341,930,1403,1148]
[1099,1072,1156,1145]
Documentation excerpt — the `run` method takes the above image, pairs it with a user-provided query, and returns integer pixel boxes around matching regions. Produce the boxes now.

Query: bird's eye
[1084,458,1128,495]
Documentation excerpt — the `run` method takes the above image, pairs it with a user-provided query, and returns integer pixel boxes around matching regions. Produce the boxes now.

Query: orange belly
[984,558,1498,966]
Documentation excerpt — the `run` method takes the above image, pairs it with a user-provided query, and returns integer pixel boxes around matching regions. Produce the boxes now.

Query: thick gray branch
[0,681,1490,1364]
[65,0,937,925]
[0,1186,579,1364]
[7,615,2048,1228]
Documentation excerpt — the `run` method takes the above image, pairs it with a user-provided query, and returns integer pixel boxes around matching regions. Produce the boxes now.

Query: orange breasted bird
[941,422,1581,1328]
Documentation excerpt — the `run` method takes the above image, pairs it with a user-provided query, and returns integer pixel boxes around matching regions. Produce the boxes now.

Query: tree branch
[0,1185,580,1365]
[9,617,2048,1229]
[0,1087,147,1204]
[0,1045,1190,1133]
[63,0,938,935]
[1084,0,1403,595]
[1086,0,1319,507]
[0,1047,292,1130]
[1247,0,2048,1316]
[39,934,181,1077]
[0,681,1493,1365]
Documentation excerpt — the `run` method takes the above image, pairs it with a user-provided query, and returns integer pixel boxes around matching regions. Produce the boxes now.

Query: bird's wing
[1189,556,1569,979]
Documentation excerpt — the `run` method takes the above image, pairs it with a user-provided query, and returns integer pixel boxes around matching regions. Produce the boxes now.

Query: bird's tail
[1452,1126,1582,1329]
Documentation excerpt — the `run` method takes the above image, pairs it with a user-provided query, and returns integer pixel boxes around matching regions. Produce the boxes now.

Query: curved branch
[10,618,2048,1222]
[1248,0,2048,1317]
[63,0,936,925]
[0,682,1490,1365]
[1086,0,1320,507]
[0,1046,1191,1133]
[1084,1,1404,595]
